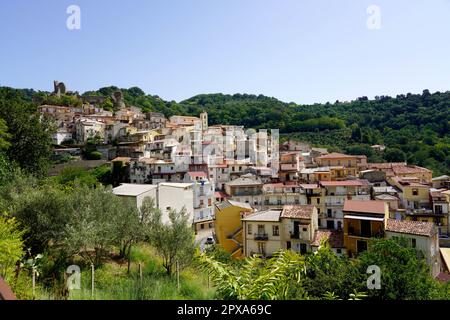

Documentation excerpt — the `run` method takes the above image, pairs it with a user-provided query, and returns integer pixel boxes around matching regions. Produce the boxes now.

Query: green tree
[302,243,363,299]
[0,88,54,176]
[357,238,439,300]
[0,214,25,280]
[0,118,11,151]
[384,147,406,162]
[147,206,195,276]
[196,250,307,300]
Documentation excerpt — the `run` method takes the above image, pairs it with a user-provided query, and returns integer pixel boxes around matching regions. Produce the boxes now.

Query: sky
[0,0,449,104]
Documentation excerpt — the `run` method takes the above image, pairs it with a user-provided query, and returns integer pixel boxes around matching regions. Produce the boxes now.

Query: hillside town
[41,81,450,280]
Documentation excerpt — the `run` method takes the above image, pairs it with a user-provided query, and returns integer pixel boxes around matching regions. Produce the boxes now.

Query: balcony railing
[347,228,384,238]
[254,233,269,241]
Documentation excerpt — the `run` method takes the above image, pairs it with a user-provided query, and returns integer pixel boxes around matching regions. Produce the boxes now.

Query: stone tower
[200,111,208,131]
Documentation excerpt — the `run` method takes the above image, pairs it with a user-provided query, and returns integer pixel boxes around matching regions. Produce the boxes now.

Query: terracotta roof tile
[281,205,315,219]
[385,219,435,237]
[311,230,344,248]
[316,152,358,159]
[343,200,386,215]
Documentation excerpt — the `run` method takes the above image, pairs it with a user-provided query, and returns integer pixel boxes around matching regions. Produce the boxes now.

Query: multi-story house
[430,191,449,236]
[385,219,441,277]
[278,152,302,182]
[280,205,318,254]
[343,200,389,256]
[208,164,230,191]
[169,115,201,127]
[242,210,282,257]
[214,200,253,258]
[361,163,432,185]
[75,118,106,143]
[225,174,263,206]
[129,158,182,184]
[158,182,195,225]
[320,180,371,230]
[184,172,215,226]
[315,152,363,177]
[261,183,305,208]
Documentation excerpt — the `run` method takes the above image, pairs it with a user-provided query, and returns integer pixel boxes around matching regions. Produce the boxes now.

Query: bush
[87,151,102,160]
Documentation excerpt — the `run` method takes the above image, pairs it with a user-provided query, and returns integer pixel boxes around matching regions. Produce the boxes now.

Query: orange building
[343,200,389,256]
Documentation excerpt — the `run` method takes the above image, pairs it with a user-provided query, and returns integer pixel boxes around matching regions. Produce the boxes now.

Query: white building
[385,219,441,278]
[158,182,195,225]
[53,129,73,145]
[75,118,106,143]
[112,183,158,210]
[242,210,282,257]
[184,172,215,223]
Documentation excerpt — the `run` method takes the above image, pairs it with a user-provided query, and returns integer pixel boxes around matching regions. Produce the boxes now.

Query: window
[412,188,419,196]
[336,249,342,254]
[247,224,252,235]
[257,225,265,234]
[208,199,212,206]
[302,227,307,232]
[327,209,332,218]
[317,198,320,204]
[273,225,279,236]
[200,224,205,230]
[166,206,171,211]
[411,238,417,248]
[200,199,204,206]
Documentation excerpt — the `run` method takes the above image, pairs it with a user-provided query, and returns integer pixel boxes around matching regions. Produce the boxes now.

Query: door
[361,220,371,237]
[357,240,367,253]
[293,221,300,238]
[300,243,307,255]
[257,242,266,256]
[327,220,334,229]
[286,241,291,250]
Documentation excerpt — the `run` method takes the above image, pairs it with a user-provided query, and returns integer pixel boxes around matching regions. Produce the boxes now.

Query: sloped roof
[311,230,344,248]
[281,205,315,219]
[343,200,386,215]
[216,199,253,211]
[385,219,435,237]
[242,210,281,222]
[316,152,358,159]
[320,180,368,187]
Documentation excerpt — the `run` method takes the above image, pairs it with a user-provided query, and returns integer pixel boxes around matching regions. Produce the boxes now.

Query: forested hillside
[0,86,448,176]
[80,87,450,176]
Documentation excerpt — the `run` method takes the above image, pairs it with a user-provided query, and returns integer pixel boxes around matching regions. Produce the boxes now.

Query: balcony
[290,232,299,239]
[254,233,269,241]
[347,227,383,239]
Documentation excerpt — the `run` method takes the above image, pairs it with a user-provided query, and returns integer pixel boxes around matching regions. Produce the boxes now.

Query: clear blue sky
[1,0,449,104]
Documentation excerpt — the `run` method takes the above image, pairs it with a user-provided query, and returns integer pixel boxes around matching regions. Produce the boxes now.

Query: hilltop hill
[0,86,449,175]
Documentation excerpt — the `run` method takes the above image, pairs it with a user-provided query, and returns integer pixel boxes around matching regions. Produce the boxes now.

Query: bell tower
[200,111,208,131]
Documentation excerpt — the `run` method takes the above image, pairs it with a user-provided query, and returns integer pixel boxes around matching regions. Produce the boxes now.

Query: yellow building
[388,176,430,209]
[214,200,253,258]
[315,153,363,177]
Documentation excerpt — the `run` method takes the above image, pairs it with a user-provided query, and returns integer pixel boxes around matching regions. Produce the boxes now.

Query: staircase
[227,227,243,258]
